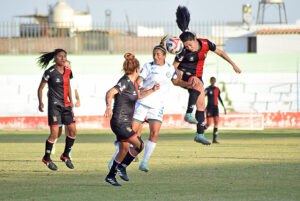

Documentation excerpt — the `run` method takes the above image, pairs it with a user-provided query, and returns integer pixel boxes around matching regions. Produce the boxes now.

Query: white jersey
[137,61,175,109]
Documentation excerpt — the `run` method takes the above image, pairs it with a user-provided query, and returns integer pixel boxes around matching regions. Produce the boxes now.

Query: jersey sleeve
[114,77,129,94]
[207,40,216,51]
[42,69,50,81]
[175,48,186,62]
[138,63,150,80]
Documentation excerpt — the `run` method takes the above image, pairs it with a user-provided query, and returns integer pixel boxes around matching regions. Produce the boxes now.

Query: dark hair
[37,49,67,69]
[176,6,196,42]
[123,53,140,75]
[210,76,216,81]
[153,35,168,55]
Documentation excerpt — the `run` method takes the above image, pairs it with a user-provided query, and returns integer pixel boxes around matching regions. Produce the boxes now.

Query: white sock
[142,140,156,164]
[112,142,119,160]
[54,139,57,144]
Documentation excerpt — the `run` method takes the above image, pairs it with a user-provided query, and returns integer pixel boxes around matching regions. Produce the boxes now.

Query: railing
[0,21,225,54]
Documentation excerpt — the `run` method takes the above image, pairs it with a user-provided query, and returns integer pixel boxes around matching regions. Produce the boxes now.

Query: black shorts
[181,72,203,84]
[110,119,136,142]
[206,106,219,118]
[48,104,75,126]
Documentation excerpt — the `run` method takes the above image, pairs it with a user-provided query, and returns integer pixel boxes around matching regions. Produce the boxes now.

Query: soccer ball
[166,37,184,54]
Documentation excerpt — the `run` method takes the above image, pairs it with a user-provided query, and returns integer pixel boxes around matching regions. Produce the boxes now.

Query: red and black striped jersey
[42,65,73,107]
[175,38,216,77]
[205,86,221,107]
[112,75,139,123]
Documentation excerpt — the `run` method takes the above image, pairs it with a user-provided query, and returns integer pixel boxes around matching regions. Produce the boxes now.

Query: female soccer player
[205,77,226,143]
[104,53,159,186]
[37,49,77,171]
[132,36,177,172]
[51,60,80,157]
[172,6,241,145]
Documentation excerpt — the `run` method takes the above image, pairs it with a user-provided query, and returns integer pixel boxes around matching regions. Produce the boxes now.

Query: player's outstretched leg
[194,111,211,145]
[184,89,199,124]
[212,127,219,144]
[42,139,58,171]
[105,159,122,186]
[139,140,156,172]
[60,136,75,169]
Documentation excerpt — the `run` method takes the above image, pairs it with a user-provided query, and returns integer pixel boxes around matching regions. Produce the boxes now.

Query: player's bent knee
[135,136,144,153]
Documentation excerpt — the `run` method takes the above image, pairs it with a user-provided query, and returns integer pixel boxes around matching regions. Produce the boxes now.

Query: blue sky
[1,0,299,24]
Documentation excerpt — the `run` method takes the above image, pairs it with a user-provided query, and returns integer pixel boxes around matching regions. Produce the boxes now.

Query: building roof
[256,29,300,35]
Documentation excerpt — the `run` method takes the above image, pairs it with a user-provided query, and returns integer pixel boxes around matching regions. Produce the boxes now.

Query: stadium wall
[0,112,299,129]
[0,54,299,129]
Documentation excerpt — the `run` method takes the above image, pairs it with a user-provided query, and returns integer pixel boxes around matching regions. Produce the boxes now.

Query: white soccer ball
[166,37,184,54]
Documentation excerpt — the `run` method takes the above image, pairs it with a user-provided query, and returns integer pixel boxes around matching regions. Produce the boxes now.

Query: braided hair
[176,6,196,42]
[37,49,67,69]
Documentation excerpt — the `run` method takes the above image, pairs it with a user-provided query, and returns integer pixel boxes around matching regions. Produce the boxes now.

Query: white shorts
[133,103,164,123]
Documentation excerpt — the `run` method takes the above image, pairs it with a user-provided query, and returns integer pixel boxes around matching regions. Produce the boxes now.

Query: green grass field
[0,128,299,201]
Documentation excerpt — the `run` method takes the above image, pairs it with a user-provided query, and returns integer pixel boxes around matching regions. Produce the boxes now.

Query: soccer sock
[142,140,157,164]
[111,142,120,161]
[186,89,200,113]
[108,159,120,177]
[196,111,205,134]
[63,136,75,158]
[44,139,54,161]
[213,128,218,141]
[120,150,136,167]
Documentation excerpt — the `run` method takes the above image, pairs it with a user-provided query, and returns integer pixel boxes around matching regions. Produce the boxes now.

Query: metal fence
[0,21,224,54]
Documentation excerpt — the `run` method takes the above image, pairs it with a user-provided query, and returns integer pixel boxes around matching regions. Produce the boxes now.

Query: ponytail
[37,48,67,69]
[153,35,168,55]
[176,6,196,42]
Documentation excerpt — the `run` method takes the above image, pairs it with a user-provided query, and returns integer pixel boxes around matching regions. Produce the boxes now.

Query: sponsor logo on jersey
[133,91,137,96]
[151,71,159,75]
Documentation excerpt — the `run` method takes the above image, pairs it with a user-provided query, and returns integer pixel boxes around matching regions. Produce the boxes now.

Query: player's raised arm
[213,48,242,74]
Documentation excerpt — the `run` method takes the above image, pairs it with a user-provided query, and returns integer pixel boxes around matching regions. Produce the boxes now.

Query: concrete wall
[224,37,248,53]
[257,34,300,54]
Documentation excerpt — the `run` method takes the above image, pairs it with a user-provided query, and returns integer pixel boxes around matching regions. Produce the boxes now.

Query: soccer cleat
[184,113,198,124]
[60,154,74,169]
[212,140,220,144]
[194,133,211,145]
[203,125,208,130]
[105,175,122,186]
[116,164,129,181]
[42,157,58,171]
[139,162,149,172]
[133,156,139,162]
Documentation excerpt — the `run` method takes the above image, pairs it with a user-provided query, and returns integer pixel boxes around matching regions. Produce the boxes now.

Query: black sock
[120,151,136,167]
[186,89,200,113]
[213,128,218,141]
[196,111,205,134]
[44,140,54,161]
[63,136,75,157]
[108,160,119,177]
